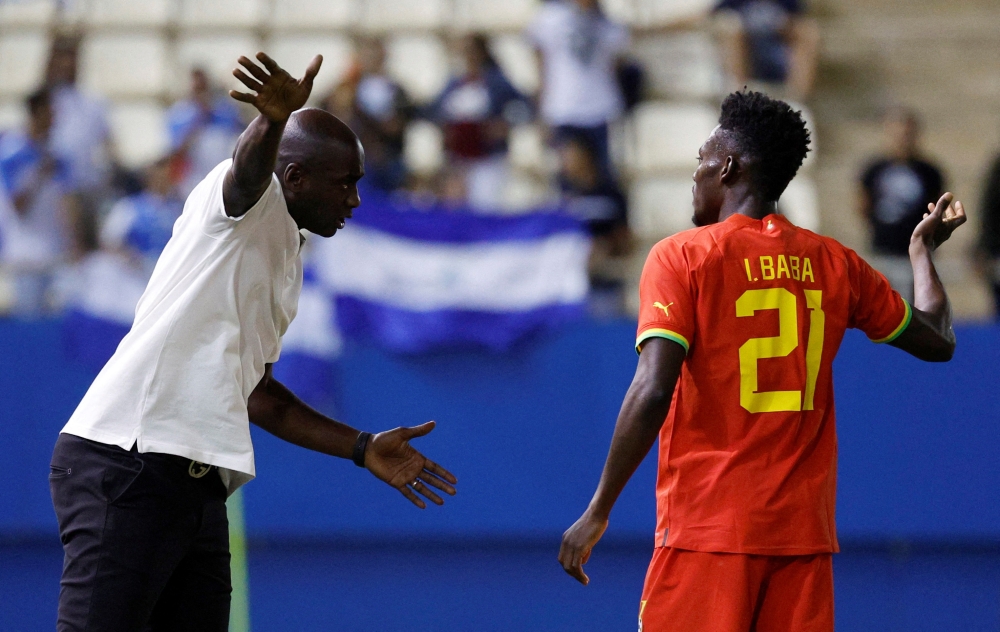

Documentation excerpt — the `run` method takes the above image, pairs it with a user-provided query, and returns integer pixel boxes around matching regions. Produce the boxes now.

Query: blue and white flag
[312,194,591,353]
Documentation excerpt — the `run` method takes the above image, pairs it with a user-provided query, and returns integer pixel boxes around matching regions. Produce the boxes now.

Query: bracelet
[352,432,372,467]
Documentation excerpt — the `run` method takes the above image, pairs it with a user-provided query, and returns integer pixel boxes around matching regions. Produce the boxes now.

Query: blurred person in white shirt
[527,0,629,178]
[0,89,76,315]
[44,34,114,197]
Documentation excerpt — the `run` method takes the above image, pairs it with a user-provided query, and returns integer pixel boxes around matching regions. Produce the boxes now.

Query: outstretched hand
[558,510,609,585]
[912,192,967,251]
[365,421,458,509]
[230,52,322,123]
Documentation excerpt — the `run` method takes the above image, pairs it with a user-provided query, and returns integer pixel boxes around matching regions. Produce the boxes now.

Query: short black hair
[718,90,811,202]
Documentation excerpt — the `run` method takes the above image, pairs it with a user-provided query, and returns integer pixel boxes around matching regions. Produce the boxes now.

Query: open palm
[230,52,322,123]
[365,421,458,509]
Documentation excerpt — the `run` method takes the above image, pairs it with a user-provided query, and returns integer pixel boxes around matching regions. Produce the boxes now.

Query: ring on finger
[411,479,421,488]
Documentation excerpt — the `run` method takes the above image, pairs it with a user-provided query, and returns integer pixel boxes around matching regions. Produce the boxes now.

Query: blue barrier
[2,318,998,543]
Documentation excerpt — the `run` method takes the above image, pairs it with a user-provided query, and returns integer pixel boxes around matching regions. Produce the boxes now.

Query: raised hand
[912,192,967,251]
[558,510,608,585]
[230,52,322,123]
[365,421,458,509]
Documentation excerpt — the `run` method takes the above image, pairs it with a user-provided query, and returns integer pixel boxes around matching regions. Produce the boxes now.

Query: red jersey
[636,213,911,555]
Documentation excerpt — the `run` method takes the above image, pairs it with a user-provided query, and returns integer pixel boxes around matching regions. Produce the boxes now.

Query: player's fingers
[568,551,589,585]
[933,192,953,216]
[399,485,426,509]
[229,90,256,104]
[419,469,456,495]
[423,458,457,485]
[403,420,436,439]
[412,480,444,505]
[256,51,281,73]
[237,56,269,82]
[232,69,263,93]
[302,54,323,82]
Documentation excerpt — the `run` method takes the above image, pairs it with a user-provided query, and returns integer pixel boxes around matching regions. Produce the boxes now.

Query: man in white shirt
[50,52,457,632]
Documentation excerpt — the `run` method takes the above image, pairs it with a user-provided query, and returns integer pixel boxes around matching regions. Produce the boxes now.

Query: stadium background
[1,0,999,630]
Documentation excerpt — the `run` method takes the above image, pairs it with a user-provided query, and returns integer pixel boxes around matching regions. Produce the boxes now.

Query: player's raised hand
[229,52,322,123]
[365,421,458,509]
[912,192,967,251]
[558,510,609,585]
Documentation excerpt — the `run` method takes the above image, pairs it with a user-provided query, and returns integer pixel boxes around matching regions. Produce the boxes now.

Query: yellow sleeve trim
[871,300,912,344]
[636,328,690,355]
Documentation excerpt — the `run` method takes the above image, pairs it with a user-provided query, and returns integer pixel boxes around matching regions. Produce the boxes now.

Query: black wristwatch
[352,432,372,467]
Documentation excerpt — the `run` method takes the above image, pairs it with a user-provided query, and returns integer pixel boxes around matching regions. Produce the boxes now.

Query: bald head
[277,107,360,171]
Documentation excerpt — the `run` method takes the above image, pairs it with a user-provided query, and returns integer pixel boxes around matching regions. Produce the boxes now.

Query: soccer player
[49,53,457,632]
[559,91,965,631]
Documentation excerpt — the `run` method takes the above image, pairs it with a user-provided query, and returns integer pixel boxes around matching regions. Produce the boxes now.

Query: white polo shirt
[62,160,304,493]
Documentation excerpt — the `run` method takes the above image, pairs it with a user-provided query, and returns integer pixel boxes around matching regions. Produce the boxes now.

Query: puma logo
[653,301,673,317]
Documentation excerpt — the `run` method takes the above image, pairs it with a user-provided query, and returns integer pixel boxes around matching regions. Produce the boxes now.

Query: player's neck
[718,190,777,223]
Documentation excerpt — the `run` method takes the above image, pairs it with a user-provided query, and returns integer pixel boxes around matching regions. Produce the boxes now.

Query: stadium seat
[779,175,820,232]
[84,0,173,27]
[632,31,722,99]
[638,0,713,26]
[178,0,264,28]
[175,33,262,98]
[108,101,169,168]
[632,102,718,174]
[0,0,55,26]
[0,31,50,98]
[508,124,554,174]
[265,35,354,100]
[272,0,354,30]
[0,100,25,131]
[490,35,540,95]
[385,35,449,103]
[403,120,444,176]
[358,0,446,32]
[501,172,555,214]
[452,0,540,31]
[79,34,169,98]
[629,177,697,239]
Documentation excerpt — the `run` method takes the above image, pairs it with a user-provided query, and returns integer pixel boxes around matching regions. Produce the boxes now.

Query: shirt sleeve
[846,248,912,343]
[636,239,696,355]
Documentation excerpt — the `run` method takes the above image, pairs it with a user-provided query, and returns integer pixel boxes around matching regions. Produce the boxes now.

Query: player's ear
[719,155,736,182]
[282,162,305,192]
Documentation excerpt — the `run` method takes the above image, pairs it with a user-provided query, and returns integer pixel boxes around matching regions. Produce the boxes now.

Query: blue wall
[4,318,999,541]
[1,318,999,630]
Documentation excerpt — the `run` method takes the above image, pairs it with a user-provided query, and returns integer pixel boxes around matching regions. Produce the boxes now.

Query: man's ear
[282,163,305,192]
[720,155,736,183]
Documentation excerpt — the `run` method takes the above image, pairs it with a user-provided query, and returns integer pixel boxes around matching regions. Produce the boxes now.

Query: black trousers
[50,434,232,632]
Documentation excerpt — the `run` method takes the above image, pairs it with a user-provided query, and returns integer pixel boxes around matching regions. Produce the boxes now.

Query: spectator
[528,0,629,178]
[167,68,245,196]
[558,134,632,316]
[0,89,75,315]
[978,150,1000,317]
[859,107,944,302]
[323,37,413,193]
[428,33,529,211]
[713,0,819,101]
[44,33,114,196]
[100,157,183,279]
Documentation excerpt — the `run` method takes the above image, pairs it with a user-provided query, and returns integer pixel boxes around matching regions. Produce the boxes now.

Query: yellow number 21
[735,288,825,413]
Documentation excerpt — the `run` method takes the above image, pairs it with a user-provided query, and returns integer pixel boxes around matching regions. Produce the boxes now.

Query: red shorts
[638,547,833,632]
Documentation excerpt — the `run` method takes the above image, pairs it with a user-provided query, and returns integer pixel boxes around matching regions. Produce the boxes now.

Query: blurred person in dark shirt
[167,68,245,196]
[859,107,944,302]
[428,33,530,211]
[323,37,413,193]
[558,134,632,316]
[978,150,1000,317]
[0,89,75,315]
[714,0,819,101]
[43,33,113,196]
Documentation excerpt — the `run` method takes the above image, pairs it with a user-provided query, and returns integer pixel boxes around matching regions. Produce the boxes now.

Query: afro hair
[718,91,811,202]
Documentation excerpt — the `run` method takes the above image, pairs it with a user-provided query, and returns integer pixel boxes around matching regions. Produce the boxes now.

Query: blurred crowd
[1,0,997,323]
